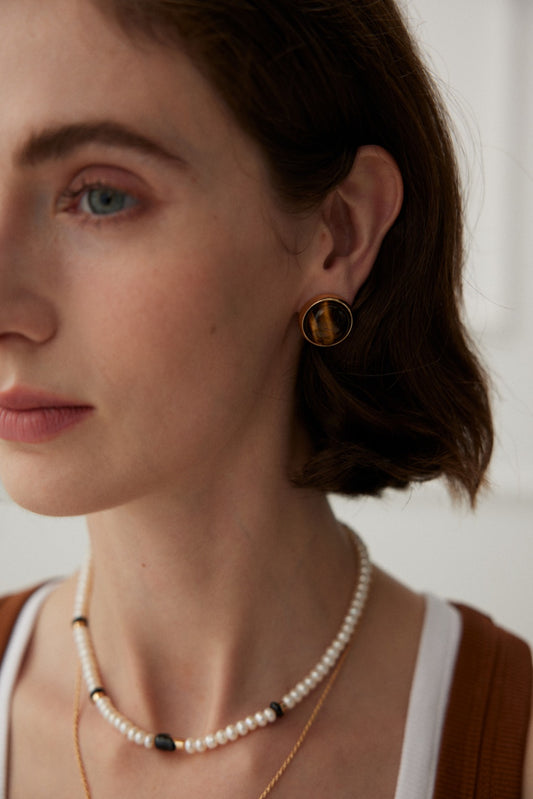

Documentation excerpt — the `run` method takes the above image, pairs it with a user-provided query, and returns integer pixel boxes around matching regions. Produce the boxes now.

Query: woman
[0,0,531,796]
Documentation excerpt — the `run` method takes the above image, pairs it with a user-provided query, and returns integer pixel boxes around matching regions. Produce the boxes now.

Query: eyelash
[59,180,141,225]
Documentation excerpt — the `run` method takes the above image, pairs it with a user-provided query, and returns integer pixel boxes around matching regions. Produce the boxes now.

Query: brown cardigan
[0,588,531,797]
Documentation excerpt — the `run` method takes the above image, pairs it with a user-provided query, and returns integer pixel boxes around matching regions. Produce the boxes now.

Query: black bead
[270,701,285,718]
[90,687,105,700]
[72,616,88,626]
[155,733,177,752]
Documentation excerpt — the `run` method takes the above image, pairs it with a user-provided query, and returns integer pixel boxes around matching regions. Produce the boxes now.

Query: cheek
[59,191,298,404]
[65,249,250,412]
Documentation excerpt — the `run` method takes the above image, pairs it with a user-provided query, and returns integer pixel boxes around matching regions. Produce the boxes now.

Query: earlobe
[322,145,403,297]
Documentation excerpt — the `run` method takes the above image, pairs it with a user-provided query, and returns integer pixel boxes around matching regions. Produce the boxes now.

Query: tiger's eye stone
[301,298,352,346]
[155,733,177,751]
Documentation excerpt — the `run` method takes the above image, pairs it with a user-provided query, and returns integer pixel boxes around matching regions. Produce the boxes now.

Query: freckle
[141,563,147,568]
[210,324,217,335]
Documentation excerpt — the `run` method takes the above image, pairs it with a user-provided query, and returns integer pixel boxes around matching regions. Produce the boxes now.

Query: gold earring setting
[298,296,353,347]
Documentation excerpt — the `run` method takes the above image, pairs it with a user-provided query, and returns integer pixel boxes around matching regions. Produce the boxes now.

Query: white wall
[1,0,532,644]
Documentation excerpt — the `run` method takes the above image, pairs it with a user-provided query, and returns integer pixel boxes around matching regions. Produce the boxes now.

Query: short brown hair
[94,0,493,504]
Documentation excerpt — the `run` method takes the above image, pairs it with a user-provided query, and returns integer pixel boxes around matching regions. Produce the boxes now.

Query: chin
[0,461,109,518]
[1,482,91,518]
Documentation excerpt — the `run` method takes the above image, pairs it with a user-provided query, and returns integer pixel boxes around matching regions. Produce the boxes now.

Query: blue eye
[80,187,138,216]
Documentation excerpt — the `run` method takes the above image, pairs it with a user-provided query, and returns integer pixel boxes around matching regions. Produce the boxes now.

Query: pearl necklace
[72,529,371,756]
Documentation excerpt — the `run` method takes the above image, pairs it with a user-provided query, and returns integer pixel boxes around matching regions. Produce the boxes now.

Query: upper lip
[0,387,91,411]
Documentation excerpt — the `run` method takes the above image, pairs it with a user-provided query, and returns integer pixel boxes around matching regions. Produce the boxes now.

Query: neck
[81,479,357,738]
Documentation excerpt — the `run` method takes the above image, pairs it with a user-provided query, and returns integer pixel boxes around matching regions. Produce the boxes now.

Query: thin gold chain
[256,644,350,798]
[73,666,92,799]
[73,642,352,799]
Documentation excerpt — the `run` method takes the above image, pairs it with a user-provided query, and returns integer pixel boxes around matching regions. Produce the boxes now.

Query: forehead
[0,0,255,173]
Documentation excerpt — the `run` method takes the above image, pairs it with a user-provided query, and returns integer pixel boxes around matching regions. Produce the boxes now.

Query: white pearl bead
[127,727,138,741]
[195,739,206,753]
[282,694,295,710]
[236,720,249,736]
[119,720,130,735]
[83,665,96,681]
[225,725,239,741]
[215,730,228,745]
[264,707,276,723]
[245,716,257,730]
[185,738,196,754]
[144,734,154,749]
[311,669,322,683]
[205,734,218,749]
[134,731,145,746]
[289,689,301,704]
[297,682,308,697]
[254,711,267,727]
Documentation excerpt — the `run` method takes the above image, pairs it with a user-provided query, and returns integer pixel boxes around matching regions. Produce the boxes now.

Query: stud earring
[298,295,353,347]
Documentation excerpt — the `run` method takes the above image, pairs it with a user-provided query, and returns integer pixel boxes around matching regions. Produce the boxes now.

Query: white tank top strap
[393,593,462,799]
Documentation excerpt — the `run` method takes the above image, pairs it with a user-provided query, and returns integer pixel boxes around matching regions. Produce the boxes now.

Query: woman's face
[0,0,325,515]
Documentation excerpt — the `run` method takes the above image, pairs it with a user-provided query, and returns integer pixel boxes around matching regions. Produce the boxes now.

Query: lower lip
[0,406,93,443]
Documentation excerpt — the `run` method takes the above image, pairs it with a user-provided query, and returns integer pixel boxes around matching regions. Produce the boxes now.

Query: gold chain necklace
[74,643,352,799]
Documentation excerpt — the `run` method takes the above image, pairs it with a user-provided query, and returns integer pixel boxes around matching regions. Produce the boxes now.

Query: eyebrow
[15,121,186,168]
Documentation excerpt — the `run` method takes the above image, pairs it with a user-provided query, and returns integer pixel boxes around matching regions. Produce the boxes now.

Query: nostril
[0,290,57,345]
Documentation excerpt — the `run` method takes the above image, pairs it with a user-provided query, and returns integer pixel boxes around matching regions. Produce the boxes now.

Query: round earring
[298,295,353,347]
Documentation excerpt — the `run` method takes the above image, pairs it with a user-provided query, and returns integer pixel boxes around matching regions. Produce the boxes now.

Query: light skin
[1,0,531,797]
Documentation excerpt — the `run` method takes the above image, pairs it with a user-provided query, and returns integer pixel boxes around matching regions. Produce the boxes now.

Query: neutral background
[1,0,532,643]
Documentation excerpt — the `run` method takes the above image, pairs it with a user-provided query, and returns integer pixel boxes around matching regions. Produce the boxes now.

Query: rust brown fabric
[433,604,532,799]
[0,587,40,665]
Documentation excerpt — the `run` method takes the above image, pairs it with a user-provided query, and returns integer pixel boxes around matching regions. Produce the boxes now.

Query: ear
[304,146,403,302]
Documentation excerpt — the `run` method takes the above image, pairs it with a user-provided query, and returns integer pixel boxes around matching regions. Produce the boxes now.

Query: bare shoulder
[362,565,426,647]
[9,576,77,737]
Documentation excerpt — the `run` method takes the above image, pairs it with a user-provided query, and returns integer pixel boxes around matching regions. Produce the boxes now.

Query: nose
[0,286,57,344]
[0,215,57,346]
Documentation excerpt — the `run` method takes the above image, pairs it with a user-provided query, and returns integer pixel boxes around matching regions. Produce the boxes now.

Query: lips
[0,388,93,443]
